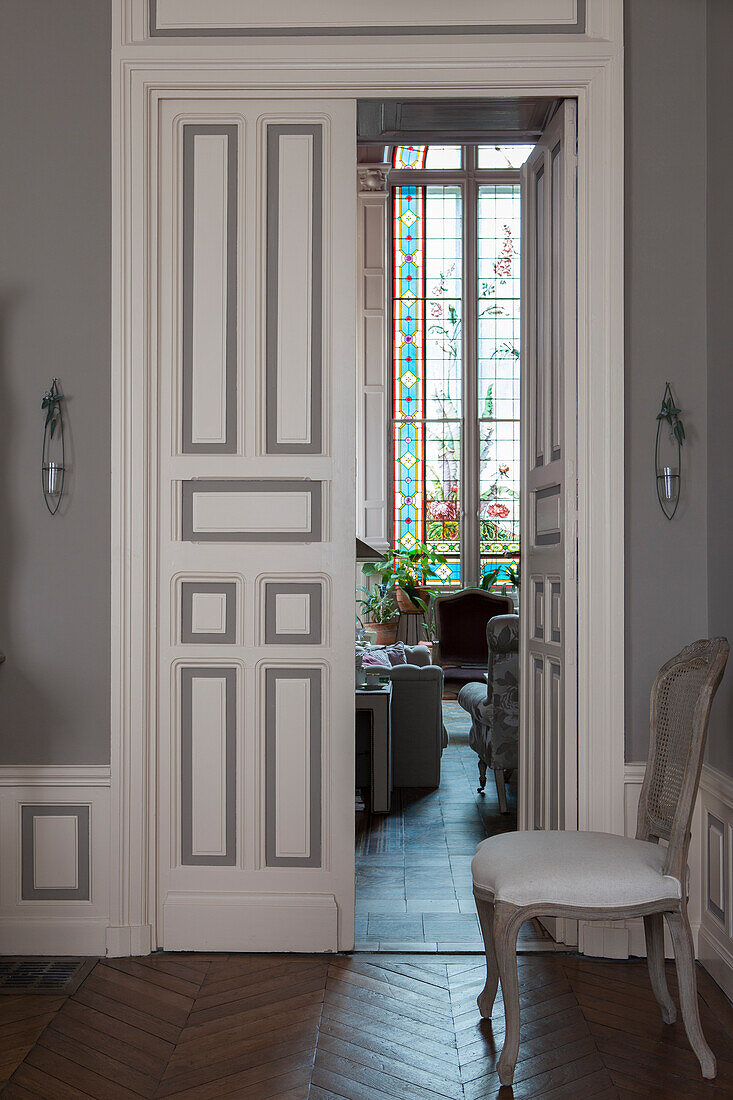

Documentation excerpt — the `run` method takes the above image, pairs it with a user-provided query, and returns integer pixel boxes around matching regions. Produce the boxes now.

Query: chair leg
[494,765,508,814]
[493,901,522,1086]
[477,757,487,794]
[643,912,676,1024]
[665,909,716,1079]
[474,892,499,1018]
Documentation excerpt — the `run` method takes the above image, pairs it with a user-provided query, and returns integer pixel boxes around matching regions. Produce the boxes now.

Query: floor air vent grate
[0,957,96,994]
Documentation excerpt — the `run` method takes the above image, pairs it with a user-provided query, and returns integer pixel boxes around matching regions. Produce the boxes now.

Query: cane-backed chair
[471,637,729,1085]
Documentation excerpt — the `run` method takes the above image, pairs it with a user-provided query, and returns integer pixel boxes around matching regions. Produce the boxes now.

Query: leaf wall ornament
[654,381,683,520]
[41,378,66,515]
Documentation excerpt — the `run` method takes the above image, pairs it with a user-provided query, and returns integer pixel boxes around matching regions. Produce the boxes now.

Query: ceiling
[356,96,560,149]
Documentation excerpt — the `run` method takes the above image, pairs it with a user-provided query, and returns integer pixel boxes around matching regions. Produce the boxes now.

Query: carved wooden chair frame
[474,637,730,1085]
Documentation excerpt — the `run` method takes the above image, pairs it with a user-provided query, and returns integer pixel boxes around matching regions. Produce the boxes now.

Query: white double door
[154,97,356,951]
[520,101,579,860]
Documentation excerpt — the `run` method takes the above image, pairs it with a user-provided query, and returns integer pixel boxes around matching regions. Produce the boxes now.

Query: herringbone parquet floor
[1,950,732,1098]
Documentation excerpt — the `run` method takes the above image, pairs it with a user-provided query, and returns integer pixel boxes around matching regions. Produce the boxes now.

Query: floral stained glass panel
[477,183,521,583]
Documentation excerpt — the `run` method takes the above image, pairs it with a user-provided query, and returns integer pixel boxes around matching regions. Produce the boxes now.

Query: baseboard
[698,924,733,1003]
[105,924,153,957]
[161,892,339,952]
[0,918,108,956]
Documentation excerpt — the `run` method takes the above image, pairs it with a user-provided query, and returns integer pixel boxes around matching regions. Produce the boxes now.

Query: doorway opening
[354,99,575,951]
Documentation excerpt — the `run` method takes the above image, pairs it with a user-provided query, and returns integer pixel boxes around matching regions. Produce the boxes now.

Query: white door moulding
[111,0,624,954]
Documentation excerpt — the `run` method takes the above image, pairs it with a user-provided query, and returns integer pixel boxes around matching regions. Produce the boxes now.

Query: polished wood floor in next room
[2,951,733,1099]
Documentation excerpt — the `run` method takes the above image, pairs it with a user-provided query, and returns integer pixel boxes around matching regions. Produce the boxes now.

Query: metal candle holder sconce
[41,378,66,515]
[655,382,684,520]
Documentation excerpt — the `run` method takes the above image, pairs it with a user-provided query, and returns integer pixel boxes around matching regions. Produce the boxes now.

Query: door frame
[108,0,624,956]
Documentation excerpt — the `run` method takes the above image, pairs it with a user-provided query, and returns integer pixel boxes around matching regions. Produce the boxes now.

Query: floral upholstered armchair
[457,614,519,813]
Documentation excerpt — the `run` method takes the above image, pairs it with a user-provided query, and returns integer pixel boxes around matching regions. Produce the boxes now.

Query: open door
[154,98,356,952]
[520,101,578,936]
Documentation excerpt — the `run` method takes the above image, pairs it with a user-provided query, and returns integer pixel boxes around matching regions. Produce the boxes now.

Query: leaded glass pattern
[391,147,524,592]
[392,145,427,170]
[392,145,462,170]
[478,184,521,582]
[392,185,462,584]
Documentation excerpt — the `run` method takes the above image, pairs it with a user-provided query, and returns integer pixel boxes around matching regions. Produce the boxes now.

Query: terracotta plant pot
[364,621,399,646]
[394,586,431,613]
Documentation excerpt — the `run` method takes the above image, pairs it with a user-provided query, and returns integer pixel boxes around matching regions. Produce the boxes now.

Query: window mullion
[462,150,479,586]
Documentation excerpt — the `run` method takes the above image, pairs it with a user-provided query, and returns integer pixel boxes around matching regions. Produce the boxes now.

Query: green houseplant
[362,543,447,614]
[356,585,399,645]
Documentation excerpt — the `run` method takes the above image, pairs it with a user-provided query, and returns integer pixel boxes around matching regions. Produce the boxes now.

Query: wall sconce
[655,381,685,520]
[41,378,66,515]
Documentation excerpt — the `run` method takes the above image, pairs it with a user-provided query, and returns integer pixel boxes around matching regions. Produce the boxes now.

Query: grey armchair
[389,645,447,788]
[457,615,519,813]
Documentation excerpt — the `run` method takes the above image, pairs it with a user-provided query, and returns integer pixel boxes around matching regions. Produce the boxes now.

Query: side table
[355,683,392,813]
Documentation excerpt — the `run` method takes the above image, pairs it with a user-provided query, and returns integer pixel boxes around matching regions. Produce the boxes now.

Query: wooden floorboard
[1,953,732,1098]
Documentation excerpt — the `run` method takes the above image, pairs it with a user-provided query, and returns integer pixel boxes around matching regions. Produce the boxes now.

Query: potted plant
[362,542,447,614]
[356,585,399,645]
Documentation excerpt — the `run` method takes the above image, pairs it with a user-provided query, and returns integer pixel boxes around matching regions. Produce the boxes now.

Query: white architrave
[111,0,624,955]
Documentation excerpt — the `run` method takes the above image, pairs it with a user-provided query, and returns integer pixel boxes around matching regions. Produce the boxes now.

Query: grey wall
[624,0,709,762]
[0,1,728,772]
[0,1,111,763]
[705,0,733,777]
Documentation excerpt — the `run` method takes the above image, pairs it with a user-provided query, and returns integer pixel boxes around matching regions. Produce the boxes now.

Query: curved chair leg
[494,766,508,814]
[665,909,716,1079]
[644,912,676,1024]
[493,901,522,1086]
[477,758,487,794]
[474,892,499,1017]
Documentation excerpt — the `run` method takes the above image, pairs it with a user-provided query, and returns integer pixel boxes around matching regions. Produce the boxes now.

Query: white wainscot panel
[698,765,733,1000]
[191,676,228,856]
[363,315,384,388]
[191,134,229,445]
[0,768,111,956]
[275,593,311,636]
[153,0,581,33]
[277,134,313,446]
[181,480,323,542]
[274,676,311,859]
[265,667,322,867]
[195,491,309,533]
[34,815,79,890]
[191,591,228,634]
[364,392,386,503]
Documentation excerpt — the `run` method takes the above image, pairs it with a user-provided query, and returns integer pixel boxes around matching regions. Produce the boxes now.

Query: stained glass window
[391,146,524,593]
[392,145,462,170]
[392,185,462,585]
[392,145,427,170]
[477,144,533,169]
[478,184,521,586]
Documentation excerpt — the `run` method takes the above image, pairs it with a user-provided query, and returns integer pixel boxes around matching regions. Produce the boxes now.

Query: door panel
[521,100,578,852]
[156,99,356,951]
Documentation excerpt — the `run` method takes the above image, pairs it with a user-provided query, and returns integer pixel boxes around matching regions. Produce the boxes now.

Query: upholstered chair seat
[472,830,681,910]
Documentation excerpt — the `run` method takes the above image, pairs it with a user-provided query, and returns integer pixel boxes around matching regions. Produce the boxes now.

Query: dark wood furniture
[433,588,513,692]
[355,683,392,813]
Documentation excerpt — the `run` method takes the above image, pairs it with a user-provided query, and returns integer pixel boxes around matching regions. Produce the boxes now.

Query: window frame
[389,143,523,589]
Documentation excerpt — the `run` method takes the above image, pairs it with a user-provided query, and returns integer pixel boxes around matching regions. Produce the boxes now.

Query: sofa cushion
[362,641,408,668]
[472,830,682,909]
